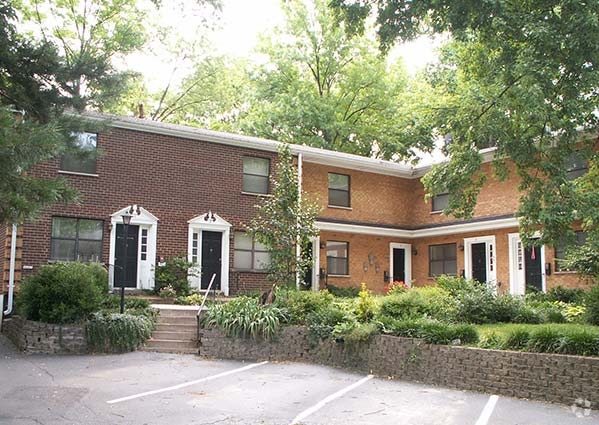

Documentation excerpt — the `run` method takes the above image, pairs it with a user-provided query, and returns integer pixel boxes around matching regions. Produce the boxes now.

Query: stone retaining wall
[199,326,599,407]
[2,316,87,354]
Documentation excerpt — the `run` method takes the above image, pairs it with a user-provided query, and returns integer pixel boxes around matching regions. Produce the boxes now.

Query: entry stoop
[143,305,199,354]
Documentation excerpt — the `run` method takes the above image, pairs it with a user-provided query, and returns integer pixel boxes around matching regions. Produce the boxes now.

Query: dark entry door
[524,245,543,292]
[393,248,406,283]
[115,224,139,288]
[201,231,222,290]
[471,242,487,284]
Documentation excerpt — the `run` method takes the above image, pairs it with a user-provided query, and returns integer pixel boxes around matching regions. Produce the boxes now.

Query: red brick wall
[20,126,275,293]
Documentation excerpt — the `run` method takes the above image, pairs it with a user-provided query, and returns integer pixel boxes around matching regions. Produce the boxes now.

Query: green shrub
[514,305,543,324]
[154,255,195,297]
[455,284,496,324]
[357,283,377,322]
[478,331,503,349]
[531,301,567,323]
[490,294,526,323]
[379,287,457,322]
[275,289,335,324]
[547,286,586,304]
[175,293,205,306]
[87,312,155,353]
[501,328,531,351]
[326,284,360,298]
[305,303,348,340]
[201,296,284,340]
[558,331,599,356]
[336,322,379,345]
[435,275,473,295]
[376,316,477,345]
[101,295,157,319]
[526,327,563,353]
[585,284,599,325]
[17,262,108,324]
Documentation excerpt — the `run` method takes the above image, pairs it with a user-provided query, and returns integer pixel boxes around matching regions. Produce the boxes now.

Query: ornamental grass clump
[201,296,284,340]
[87,312,155,353]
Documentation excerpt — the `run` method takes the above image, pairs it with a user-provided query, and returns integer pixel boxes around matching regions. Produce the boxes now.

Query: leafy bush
[326,284,360,298]
[525,327,563,353]
[334,322,379,345]
[17,262,108,324]
[479,331,503,349]
[87,312,154,353]
[305,303,348,340]
[585,284,599,325]
[175,293,205,306]
[275,289,335,324]
[501,328,531,351]
[357,283,376,322]
[435,275,473,295]
[547,286,586,304]
[454,284,497,324]
[201,296,284,340]
[154,255,195,297]
[384,280,408,295]
[101,295,157,320]
[557,331,599,356]
[377,316,478,345]
[379,287,456,321]
[514,305,543,324]
[490,294,526,323]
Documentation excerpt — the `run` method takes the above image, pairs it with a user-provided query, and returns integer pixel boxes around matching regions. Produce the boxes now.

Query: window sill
[430,210,444,215]
[327,274,350,278]
[232,268,269,274]
[328,205,352,210]
[241,191,272,197]
[553,270,578,275]
[58,170,99,178]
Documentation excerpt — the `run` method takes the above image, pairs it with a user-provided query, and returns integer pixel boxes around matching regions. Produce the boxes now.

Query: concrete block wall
[199,326,599,407]
[2,316,87,354]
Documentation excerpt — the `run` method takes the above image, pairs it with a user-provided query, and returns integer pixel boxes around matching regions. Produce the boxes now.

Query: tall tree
[246,144,320,288]
[228,0,434,159]
[333,0,599,251]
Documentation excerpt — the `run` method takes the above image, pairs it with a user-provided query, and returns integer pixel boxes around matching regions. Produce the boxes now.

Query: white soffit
[316,216,519,239]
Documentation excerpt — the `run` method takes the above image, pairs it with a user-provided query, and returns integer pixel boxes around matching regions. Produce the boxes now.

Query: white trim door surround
[187,212,232,296]
[508,232,546,295]
[463,236,497,289]
[389,243,412,287]
[109,206,159,290]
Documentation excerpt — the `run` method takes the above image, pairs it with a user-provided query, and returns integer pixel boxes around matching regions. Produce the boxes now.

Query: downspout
[295,153,303,290]
[3,224,17,316]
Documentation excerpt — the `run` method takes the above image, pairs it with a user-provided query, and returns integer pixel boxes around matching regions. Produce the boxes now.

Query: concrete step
[141,346,199,354]
[152,330,197,340]
[144,338,198,351]
[155,323,196,333]
[155,316,197,326]
[153,306,200,317]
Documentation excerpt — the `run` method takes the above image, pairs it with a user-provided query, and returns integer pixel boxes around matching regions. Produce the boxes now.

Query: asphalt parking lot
[0,335,596,425]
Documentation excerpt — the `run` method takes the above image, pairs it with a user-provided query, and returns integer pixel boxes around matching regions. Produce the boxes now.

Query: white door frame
[311,236,321,291]
[389,243,412,287]
[109,206,159,290]
[463,235,497,290]
[508,232,546,295]
[187,212,231,296]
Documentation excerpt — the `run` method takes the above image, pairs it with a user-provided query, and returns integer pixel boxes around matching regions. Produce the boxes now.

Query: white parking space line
[106,360,268,404]
[289,374,374,425]
[475,395,499,425]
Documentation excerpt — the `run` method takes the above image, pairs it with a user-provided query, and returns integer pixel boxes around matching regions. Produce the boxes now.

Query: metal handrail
[196,273,217,345]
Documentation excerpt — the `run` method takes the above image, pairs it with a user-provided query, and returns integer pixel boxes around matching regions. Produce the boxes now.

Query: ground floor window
[555,231,587,271]
[429,243,457,276]
[326,241,349,275]
[51,217,103,262]
[234,232,270,270]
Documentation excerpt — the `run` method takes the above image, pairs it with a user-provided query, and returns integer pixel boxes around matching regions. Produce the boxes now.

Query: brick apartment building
[0,114,593,296]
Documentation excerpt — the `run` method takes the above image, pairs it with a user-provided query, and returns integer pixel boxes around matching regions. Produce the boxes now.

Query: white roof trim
[316,216,519,239]
[110,206,159,225]
[188,212,232,230]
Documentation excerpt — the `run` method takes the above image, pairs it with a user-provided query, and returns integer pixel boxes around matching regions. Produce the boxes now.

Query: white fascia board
[316,216,519,239]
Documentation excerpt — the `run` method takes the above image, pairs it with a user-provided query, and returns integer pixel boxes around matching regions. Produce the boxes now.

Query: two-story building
[0,114,592,300]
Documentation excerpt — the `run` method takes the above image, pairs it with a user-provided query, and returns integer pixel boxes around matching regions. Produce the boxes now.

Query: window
[50,217,103,262]
[328,173,350,207]
[429,243,457,276]
[243,157,270,194]
[555,231,587,271]
[234,232,270,270]
[60,132,97,174]
[432,192,449,212]
[326,241,349,275]
[564,152,587,180]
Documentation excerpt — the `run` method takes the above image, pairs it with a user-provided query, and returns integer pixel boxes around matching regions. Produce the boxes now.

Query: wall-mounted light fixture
[368,252,375,265]
[375,263,380,273]
[412,247,418,256]
[459,244,465,251]
[320,241,326,249]
[363,262,368,272]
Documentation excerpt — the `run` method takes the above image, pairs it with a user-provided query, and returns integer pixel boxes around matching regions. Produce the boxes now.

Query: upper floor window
[326,241,349,275]
[51,217,103,262]
[432,192,449,212]
[243,157,270,194]
[60,132,97,174]
[328,173,350,207]
[429,243,457,277]
[564,151,587,180]
[234,232,270,270]
[555,230,587,272]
